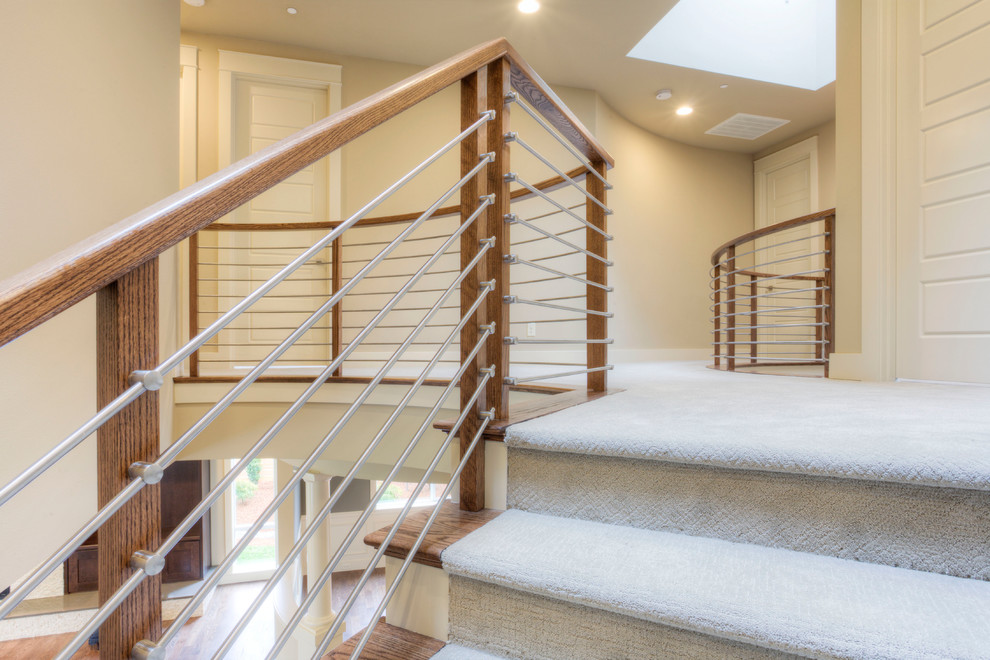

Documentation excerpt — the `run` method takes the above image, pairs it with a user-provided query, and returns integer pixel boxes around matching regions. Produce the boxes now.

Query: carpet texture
[446,576,797,660]
[507,446,990,579]
[504,362,990,490]
[442,509,990,660]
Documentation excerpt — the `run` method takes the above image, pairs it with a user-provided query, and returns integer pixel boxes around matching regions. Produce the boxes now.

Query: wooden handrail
[710,208,836,266]
[0,38,609,349]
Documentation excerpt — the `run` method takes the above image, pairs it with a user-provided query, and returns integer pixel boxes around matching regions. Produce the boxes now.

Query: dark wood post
[749,275,758,364]
[332,236,343,377]
[713,263,722,369]
[824,213,835,377]
[458,70,488,512]
[485,58,511,422]
[96,259,162,658]
[726,246,737,371]
[188,234,199,378]
[586,162,608,392]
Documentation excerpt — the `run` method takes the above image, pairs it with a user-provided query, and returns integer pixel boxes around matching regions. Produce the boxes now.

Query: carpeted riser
[508,447,990,580]
[448,575,801,660]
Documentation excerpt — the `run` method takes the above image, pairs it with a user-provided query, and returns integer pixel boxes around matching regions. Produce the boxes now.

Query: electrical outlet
[527,322,537,337]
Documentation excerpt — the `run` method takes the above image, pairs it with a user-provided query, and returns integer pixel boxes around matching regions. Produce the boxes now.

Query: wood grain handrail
[201,166,591,232]
[0,38,610,348]
[710,208,836,266]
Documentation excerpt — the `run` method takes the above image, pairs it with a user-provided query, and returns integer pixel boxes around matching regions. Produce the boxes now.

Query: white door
[225,78,333,369]
[896,0,990,383]
[208,52,342,374]
[753,138,820,362]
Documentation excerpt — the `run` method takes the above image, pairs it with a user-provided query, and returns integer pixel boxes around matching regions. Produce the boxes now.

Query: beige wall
[0,1,179,588]
[180,33,752,363]
[594,98,754,356]
[834,0,863,358]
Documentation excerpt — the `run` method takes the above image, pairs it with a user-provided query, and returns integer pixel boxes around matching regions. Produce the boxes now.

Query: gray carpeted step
[507,446,990,579]
[441,509,990,660]
[431,644,508,659]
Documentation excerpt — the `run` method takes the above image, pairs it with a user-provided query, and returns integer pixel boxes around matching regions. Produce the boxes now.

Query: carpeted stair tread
[504,364,990,490]
[442,509,990,660]
[431,644,507,659]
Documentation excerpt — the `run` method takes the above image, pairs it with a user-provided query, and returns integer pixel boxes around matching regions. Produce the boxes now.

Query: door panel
[897,0,990,383]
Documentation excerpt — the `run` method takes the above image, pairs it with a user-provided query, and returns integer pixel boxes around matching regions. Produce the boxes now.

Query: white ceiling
[180,0,836,154]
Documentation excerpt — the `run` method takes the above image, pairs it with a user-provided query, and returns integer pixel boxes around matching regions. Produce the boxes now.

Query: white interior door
[208,52,342,374]
[226,78,332,369]
[896,0,990,384]
[753,138,820,361]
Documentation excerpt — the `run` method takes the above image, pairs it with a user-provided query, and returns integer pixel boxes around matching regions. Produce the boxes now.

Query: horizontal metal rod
[536,294,586,302]
[0,478,144,621]
[511,360,585,366]
[508,317,585,324]
[267,369,495,660]
[342,323,458,330]
[514,224,583,247]
[201,244,316,250]
[160,114,492,378]
[343,267,460,281]
[710,322,827,333]
[344,405,495,659]
[710,231,830,275]
[712,340,827,346]
[506,214,612,264]
[506,337,613,345]
[345,286,452,296]
[530,250,582,263]
[509,133,613,214]
[506,295,613,317]
[55,568,147,660]
[709,286,828,309]
[712,354,826,362]
[506,364,613,385]
[341,250,457,265]
[511,174,613,240]
[196,293,335,299]
[713,250,830,281]
[513,272,587,287]
[152,230,496,653]
[715,304,826,319]
[195,276,332,282]
[0,382,144,509]
[506,91,612,190]
[712,269,828,294]
[209,294,495,660]
[344,305,459,313]
[502,254,615,293]
[343,232,453,248]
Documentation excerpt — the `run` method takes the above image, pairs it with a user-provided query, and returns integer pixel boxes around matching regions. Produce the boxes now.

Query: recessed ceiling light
[183,0,205,6]
[286,7,298,14]
[719,84,729,89]
[518,0,540,14]
[655,89,672,101]
[676,106,694,116]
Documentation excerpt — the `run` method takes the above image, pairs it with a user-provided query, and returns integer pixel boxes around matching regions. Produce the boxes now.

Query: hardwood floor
[0,569,386,660]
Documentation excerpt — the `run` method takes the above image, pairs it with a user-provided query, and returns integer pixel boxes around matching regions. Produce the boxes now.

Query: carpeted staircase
[430,365,990,659]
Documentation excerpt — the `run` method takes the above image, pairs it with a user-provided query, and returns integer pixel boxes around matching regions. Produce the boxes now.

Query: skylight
[627,0,835,91]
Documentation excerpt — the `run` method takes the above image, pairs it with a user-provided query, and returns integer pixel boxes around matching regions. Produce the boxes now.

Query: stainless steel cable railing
[0,39,613,659]
[709,209,835,377]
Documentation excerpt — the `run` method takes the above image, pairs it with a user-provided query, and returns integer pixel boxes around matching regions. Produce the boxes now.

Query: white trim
[754,135,820,230]
[178,45,198,377]
[858,0,898,381]
[217,52,343,219]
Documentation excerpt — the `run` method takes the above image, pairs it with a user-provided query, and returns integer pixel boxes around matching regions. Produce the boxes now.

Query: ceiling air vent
[705,113,790,140]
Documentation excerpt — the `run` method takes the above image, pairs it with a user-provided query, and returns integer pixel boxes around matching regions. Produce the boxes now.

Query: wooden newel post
[586,161,608,392]
[458,70,488,512]
[714,263,722,369]
[96,259,162,658]
[824,213,835,378]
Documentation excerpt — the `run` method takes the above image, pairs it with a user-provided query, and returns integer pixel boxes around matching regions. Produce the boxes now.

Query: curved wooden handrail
[0,38,611,348]
[710,208,836,266]
[202,166,591,232]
